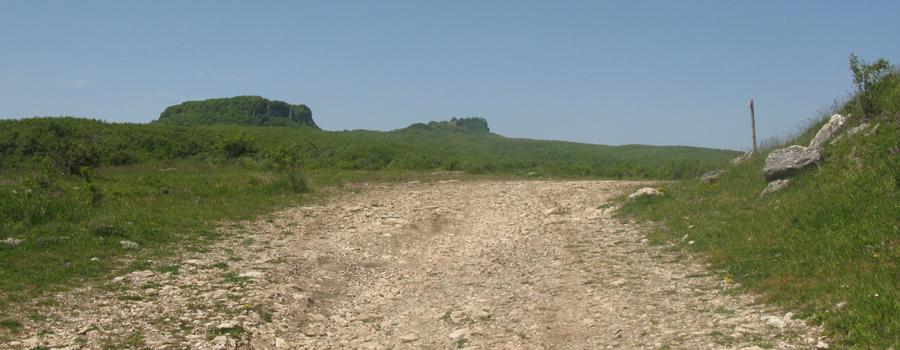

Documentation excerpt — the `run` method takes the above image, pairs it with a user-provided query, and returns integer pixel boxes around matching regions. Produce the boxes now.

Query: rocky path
[3,180,825,349]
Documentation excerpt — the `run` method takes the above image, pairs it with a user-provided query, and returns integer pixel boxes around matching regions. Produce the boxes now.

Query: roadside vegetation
[619,54,900,348]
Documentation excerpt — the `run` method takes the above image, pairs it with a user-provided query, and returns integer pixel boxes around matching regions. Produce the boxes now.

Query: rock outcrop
[3,238,24,246]
[830,122,875,145]
[700,170,725,185]
[759,179,789,200]
[758,113,876,199]
[119,240,141,249]
[763,146,821,182]
[626,187,664,202]
[731,152,754,166]
[809,114,848,150]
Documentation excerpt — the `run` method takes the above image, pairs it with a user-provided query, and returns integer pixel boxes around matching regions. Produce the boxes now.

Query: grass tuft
[0,319,23,332]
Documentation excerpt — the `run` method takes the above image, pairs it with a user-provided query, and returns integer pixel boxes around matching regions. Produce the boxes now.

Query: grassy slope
[340,124,740,169]
[618,73,900,348]
[186,123,741,178]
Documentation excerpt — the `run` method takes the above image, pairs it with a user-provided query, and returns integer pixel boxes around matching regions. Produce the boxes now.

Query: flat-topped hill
[153,96,318,129]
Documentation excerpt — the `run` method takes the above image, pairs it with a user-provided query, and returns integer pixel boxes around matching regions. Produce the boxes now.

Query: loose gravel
[1,179,826,349]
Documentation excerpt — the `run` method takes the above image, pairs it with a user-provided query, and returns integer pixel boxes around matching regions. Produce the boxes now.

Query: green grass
[0,319,23,332]
[618,102,900,347]
[0,161,342,303]
[116,295,144,302]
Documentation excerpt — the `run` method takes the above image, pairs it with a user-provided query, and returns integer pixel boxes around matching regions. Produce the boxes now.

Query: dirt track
[3,179,825,349]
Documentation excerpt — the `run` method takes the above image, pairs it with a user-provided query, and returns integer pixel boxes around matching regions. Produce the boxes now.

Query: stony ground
[2,179,827,349]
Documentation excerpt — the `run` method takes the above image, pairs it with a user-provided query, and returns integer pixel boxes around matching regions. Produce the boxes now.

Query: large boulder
[763,145,821,182]
[809,114,848,150]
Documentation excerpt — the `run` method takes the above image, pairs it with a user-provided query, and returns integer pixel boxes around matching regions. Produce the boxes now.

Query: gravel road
[3,179,825,349]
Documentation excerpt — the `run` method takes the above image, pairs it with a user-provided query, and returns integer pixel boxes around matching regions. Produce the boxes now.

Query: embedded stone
[809,114,847,150]
[700,170,725,184]
[449,328,471,339]
[626,187,664,202]
[759,179,789,200]
[731,151,755,166]
[120,240,140,249]
[763,146,820,182]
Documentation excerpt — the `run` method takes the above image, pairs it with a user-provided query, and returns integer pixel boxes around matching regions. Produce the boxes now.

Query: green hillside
[619,55,900,348]
[1,115,740,180]
[338,118,740,177]
[346,118,735,167]
[153,96,317,129]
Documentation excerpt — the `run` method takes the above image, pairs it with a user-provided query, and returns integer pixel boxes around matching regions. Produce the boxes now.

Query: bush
[442,158,462,171]
[849,53,895,115]
[81,167,103,206]
[387,153,438,170]
[50,133,108,174]
[214,132,258,159]
[270,170,310,194]
[266,139,315,170]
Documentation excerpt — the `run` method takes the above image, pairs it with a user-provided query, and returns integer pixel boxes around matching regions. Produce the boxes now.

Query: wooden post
[750,99,757,154]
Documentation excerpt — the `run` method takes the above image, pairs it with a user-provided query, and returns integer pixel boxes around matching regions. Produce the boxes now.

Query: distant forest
[153,96,317,129]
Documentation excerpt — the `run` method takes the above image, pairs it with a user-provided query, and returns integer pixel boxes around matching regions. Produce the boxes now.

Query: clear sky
[1,1,898,151]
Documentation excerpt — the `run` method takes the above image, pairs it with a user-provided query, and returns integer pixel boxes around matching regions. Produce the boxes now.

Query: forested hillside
[153,96,317,129]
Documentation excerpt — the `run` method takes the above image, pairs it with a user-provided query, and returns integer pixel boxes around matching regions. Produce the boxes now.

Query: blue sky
[1,1,898,151]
